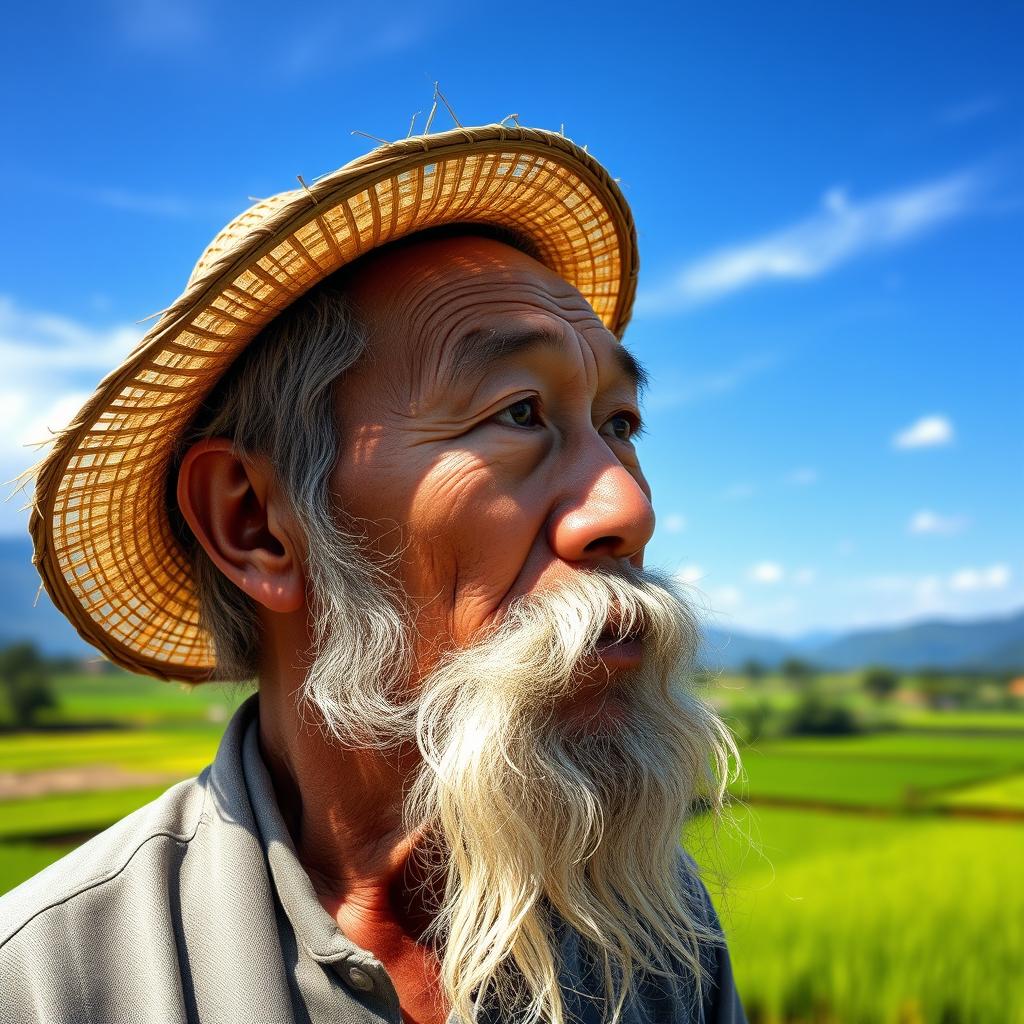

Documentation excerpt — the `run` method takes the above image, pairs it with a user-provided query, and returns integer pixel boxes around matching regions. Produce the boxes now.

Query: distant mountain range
[699,609,1024,672]
[1,536,1021,672]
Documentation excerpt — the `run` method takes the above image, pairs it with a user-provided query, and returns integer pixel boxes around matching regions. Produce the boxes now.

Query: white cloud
[812,568,1008,632]
[637,168,984,312]
[892,414,954,449]
[860,573,943,597]
[1,390,92,453]
[749,561,784,584]
[949,564,1011,592]
[662,514,687,534]
[676,564,706,585]
[858,565,1011,599]
[0,297,144,531]
[709,584,743,609]
[908,509,967,535]
[0,296,142,375]
[785,467,818,485]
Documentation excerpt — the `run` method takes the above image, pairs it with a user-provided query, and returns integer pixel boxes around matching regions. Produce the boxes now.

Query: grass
[0,725,226,775]
[941,772,1024,810]
[755,731,1024,765]
[687,806,1024,1024]
[0,841,78,895]
[0,786,172,841]
[732,749,997,807]
[731,731,1024,809]
[897,708,1024,732]
[25,672,250,727]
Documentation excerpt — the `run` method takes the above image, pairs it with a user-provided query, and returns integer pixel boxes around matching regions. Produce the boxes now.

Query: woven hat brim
[29,124,639,682]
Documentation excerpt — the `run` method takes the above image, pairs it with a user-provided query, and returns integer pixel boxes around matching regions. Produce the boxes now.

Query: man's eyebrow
[614,345,649,395]
[446,324,649,394]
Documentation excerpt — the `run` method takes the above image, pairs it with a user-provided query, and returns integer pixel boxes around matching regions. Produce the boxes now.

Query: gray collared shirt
[0,696,746,1023]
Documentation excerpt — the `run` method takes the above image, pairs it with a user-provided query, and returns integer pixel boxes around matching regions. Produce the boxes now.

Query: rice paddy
[1,668,1021,1021]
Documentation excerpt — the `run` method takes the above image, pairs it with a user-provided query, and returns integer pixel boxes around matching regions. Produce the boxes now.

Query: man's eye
[601,413,638,442]
[495,398,542,428]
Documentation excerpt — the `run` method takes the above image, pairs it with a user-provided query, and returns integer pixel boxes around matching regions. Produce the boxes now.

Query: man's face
[297,235,730,1021]
[329,234,655,677]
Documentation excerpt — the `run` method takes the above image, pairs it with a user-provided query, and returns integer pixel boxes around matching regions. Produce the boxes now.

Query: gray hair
[169,275,389,686]
[168,225,568,703]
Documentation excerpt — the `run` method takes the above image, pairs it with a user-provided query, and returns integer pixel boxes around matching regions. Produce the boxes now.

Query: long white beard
[299,555,738,1024]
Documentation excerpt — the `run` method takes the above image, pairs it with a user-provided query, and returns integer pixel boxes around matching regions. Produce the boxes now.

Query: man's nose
[548,456,656,563]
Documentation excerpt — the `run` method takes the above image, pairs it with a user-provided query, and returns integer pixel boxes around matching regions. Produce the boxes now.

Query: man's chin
[556,685,632,737]
[563,699,629,737]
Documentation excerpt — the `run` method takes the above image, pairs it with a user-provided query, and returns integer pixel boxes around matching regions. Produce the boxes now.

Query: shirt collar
[210,694,383,972]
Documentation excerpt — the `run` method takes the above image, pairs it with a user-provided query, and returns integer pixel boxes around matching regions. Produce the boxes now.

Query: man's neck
[256,678,450,1024]
[256,678,434,936]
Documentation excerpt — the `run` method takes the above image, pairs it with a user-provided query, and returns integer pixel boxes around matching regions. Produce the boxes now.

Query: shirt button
[346,966,375,992]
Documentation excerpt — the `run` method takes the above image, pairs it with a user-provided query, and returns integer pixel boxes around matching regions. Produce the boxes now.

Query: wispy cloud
[109,0,206,51]
[785,467,818,486]
[278,18,427,80]
[908,509,968,536]
[57,182,239,220]
[0,296,142,375]
[78,186,206,219]
[859,564,1011,597]
[0,390,91,461]
[662,514,687,534]
[645,351,781,410]
[710,584,743,608]
[676,564,706,585]
[106,0,428,80]
[892,414,954,449]
[937,96,1001,127]
[820,563,1021,631]
[749,561,784,584]
[949,564,1010,592]
[0,297,142,530]
[637,168,985,312]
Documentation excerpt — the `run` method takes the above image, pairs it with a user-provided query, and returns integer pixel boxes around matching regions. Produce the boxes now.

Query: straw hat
[28,123,639,683]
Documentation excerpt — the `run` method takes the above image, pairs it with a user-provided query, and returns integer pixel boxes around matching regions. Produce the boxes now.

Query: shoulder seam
[0,773,211,954]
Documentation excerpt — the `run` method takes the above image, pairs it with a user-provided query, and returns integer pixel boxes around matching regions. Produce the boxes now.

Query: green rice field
[1,668,1022,1022]
[687,807,1024,1024]
[734,731,1024,809]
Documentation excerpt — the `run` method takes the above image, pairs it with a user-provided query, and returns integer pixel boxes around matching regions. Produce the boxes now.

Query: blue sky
[0,1,1020,637]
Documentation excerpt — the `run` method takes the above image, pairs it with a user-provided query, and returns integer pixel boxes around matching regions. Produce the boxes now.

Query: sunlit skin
[175,236,656,1024]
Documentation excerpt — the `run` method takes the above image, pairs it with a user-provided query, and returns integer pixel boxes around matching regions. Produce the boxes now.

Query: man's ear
[175,438,306,613]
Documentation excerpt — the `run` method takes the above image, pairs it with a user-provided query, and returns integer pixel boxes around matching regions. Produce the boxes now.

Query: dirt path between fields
[0,766,182,800]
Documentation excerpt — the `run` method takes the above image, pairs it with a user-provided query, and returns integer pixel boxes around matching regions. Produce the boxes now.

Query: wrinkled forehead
[344,234,616,372]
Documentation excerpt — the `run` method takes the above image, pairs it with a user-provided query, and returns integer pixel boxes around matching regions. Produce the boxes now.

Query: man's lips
[595,624,645,669]
[595,635,645,669]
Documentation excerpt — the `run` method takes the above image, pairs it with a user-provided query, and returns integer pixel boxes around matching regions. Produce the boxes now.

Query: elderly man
[2,125,745,1023]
